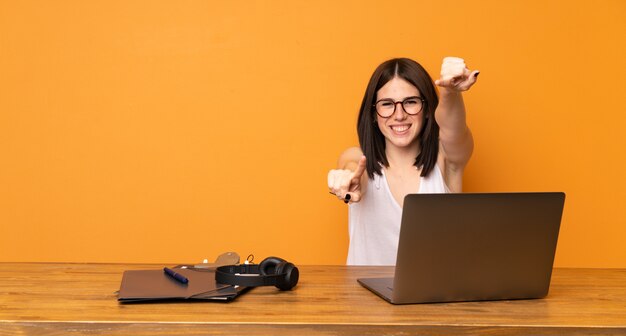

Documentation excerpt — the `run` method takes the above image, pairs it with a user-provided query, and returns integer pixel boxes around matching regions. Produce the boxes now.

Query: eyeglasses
[373,96,425,118]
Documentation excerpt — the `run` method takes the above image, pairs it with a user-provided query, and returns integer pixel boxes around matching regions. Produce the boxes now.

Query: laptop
[358,192,566,304]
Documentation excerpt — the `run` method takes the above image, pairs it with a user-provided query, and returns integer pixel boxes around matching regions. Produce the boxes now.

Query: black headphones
[215,256,299,291]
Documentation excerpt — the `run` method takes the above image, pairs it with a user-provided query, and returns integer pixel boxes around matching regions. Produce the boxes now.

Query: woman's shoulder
[341,146,363,158]
[337,147,363,167]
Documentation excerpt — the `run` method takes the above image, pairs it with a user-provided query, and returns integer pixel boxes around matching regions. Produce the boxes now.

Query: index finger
[352,156,367,180]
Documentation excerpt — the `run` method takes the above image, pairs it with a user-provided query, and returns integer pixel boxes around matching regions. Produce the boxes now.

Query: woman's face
[375,77,423,150]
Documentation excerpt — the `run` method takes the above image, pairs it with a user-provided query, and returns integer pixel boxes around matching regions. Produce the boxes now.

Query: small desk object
[1,263,625,335]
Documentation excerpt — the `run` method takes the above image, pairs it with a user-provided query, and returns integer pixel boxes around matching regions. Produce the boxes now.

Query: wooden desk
[0,263,625,335]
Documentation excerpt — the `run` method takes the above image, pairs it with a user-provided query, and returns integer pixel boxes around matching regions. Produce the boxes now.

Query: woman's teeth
[391,125,409,132]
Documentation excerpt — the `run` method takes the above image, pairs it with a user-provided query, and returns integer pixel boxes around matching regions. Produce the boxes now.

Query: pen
[164,267,189,284]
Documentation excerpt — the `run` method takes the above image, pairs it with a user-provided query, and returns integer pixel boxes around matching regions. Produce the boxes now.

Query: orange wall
[1,0,625,267]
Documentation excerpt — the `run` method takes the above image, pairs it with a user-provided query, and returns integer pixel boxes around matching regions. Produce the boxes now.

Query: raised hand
[327,156,367,204]
[434,57,479,92]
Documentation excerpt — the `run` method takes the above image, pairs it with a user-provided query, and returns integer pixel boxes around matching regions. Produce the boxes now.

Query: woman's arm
[434,57,479,171]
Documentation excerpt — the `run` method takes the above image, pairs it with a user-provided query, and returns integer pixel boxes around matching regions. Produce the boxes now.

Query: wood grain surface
[1,263,625,335]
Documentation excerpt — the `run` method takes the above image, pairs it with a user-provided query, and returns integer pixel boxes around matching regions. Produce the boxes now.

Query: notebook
[118,266,247,303]
[358,192,566,304]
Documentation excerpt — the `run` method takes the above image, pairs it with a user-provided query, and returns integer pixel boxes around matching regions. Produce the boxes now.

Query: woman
[327,57,479,265]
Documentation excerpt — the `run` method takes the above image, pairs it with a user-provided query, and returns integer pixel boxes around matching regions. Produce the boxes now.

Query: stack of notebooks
[117,266,247,303]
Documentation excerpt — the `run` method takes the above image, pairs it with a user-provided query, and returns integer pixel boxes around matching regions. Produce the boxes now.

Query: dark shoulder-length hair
[357,58,440,179]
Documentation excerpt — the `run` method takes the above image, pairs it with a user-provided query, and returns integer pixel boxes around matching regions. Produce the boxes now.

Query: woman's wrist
[438,86,463,98]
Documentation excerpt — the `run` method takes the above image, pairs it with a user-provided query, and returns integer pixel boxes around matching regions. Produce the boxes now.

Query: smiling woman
[327,57,479,266]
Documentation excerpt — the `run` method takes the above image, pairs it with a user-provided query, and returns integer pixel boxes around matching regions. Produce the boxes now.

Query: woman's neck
[385,140,420,170]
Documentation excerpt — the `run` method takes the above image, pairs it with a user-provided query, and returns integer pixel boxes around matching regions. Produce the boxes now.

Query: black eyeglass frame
[373,96,425,118]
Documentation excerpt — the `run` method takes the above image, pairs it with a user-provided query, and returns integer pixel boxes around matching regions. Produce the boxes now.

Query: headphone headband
[215,265,282,287]
[214,256,299,291]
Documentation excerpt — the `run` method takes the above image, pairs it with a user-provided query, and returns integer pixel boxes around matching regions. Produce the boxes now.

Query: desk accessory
[118,266,246,302]
[163,267,188,284]
[193,252,240,269]
[215,256,299,290]
[118,252,247,303]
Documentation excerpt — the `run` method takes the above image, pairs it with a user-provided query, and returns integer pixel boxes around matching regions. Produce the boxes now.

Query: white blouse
[347,165,450,265]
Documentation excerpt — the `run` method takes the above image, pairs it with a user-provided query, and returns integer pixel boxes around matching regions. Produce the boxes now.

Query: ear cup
[259,257,299,290]
[259,257,287,276]
[275,262,299,290]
